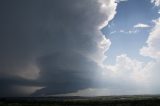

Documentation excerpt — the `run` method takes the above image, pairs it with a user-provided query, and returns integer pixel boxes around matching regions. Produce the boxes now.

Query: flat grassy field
[1,95,160,106]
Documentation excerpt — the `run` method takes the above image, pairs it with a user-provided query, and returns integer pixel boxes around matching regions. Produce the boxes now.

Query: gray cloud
[32,51,103,96]
[0,75,42,97]
[0,0,117,96]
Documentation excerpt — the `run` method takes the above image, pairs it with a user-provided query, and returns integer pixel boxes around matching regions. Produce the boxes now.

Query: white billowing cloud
[151,0,160,6]
[84,0,117,66]
[96,35,111,66]
[101,54,160,95]
[104,54,148,86]
[140,18,160,59]
[98,0,117,29]
[134,23,150,28]
[141,60,160,93]
[72,0,117,69]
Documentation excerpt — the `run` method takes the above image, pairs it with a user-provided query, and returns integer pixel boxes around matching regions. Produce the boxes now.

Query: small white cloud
[120,30,125,33]
[118,29,138,34]
[110,31,116,35]
[134,23,150,28]
[116,0,128,3]
[128,30,139,34]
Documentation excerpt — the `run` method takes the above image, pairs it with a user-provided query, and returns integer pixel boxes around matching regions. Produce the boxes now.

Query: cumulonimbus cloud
[0,0,117,97]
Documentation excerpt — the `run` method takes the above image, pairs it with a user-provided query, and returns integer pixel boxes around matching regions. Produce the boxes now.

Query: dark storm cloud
[0,75,42,97]
[0,0,117,96]
[32,51,103,96]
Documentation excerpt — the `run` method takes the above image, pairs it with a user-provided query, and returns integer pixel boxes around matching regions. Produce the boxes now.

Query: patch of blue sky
[102,0,159,64]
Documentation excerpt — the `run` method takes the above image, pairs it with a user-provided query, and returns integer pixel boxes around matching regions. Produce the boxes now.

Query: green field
[1,95,160,106]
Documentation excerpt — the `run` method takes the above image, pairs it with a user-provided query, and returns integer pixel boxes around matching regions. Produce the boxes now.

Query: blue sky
[102,0,160,64]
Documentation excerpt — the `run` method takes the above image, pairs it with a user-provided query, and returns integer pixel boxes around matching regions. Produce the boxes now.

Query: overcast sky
[0,0,160,97]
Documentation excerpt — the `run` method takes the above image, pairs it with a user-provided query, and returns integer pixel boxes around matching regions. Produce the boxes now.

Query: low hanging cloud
[0,0,117,97]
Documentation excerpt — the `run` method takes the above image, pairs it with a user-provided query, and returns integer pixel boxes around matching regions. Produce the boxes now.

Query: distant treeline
[1,96,160,106]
